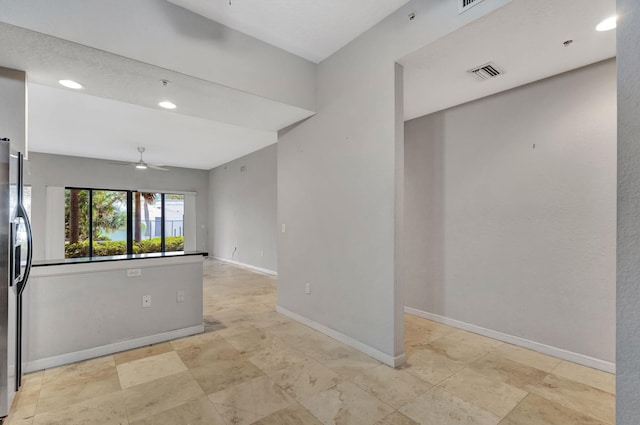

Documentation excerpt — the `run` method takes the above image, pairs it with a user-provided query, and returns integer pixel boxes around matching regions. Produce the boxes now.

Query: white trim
[183,194,197,251]
[46,186,197,196]
[276,305,406,367]
[44,186,65,260]
[137,189,197,196]
[213,257,277,276]
[25,324,204,372]
[404,307,615,374]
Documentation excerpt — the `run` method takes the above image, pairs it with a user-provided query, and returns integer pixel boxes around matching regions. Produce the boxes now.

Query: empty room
[0,0,638,424]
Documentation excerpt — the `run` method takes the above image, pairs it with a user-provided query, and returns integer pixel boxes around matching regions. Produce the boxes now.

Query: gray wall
[404,60,616,363]
[277,0,510,361]
[25,152,210,261]
[26,258,203,367]
[617,0,640,422]
[208,144,277,272]
[0,67,26,154]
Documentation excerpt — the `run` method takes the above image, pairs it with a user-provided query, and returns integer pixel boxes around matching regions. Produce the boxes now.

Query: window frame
[64,186,185,258]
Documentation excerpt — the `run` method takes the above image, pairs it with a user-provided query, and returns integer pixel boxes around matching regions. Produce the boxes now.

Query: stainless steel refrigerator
[0,67,32,420]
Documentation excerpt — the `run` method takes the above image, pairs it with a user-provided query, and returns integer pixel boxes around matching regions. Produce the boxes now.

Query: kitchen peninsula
[25,251,207,372]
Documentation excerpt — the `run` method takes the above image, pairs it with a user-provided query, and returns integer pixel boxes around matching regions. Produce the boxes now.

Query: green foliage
[65,189,89,242]
[64,240,91,258]
[65,237,184,258]
[165,236,185,252]
[64,188,185,259]
[92,190,127,236]
[65,189,127,243]
[165,194,184,200]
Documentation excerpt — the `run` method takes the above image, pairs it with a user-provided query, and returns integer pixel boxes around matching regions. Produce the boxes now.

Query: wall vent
[459,0,486,14]
[467,62,504,81]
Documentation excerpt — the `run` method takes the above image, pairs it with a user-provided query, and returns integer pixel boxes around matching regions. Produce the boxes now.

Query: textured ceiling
[0,23,313,132]
[167,0,411,63]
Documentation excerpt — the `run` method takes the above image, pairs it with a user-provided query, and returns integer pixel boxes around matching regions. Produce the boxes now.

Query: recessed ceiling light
[158,101,177,110]
[596,16,617,32]
[58,79,83,89]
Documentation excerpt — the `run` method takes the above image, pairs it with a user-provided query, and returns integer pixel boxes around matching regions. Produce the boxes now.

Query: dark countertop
[33,251,209,267]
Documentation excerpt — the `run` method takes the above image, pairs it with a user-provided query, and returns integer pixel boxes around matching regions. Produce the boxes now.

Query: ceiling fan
[111,147,169,171]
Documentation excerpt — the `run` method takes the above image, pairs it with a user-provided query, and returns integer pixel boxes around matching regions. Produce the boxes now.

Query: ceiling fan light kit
[110,147,169,171]
[136,147,148,169]
[135,147,168,171]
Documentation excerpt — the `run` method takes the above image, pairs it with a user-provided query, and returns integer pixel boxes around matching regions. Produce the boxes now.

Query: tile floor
[5,259,615,425]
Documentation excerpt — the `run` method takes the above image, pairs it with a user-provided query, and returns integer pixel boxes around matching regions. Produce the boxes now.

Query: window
[64,188,185,258]
[164,194,185,252]
[65,189,90,257]
[93,190,128,256]
[132,192,161,254]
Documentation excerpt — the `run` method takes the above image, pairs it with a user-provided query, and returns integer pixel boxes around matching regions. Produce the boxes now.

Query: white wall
[209,144,277,273]
[617,0,640,422]
[404,60,616,365]
[0,0,316,111]
[25,152,209,261]
[277,0,510,365]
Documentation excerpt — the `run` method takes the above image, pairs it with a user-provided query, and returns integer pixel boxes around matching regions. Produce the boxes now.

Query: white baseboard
[276,305,406,368]
[404,307,615,374]
[212,257,277,276]
[25,324,204,372]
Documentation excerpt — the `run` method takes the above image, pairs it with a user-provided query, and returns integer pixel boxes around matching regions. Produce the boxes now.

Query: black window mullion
[127,191,133,255]
[161,193,166,252]
[88,190,93,258]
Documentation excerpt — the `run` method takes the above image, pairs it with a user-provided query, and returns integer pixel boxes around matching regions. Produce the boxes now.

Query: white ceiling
[0,23,313,132]
[0,0,618,170]
[167,0,410,63]
[28,84,275,170]
[401,0,616,120]
[0,21,313,170]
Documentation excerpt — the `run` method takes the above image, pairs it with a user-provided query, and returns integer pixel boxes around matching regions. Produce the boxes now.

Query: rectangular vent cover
[467,62,504,81]
[459,0,486,14]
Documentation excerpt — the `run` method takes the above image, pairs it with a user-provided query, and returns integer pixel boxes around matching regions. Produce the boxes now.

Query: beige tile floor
[5,259,615,425]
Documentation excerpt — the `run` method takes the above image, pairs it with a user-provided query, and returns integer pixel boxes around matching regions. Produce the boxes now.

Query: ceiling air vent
[467,62,504,81]
[459,0,486,14]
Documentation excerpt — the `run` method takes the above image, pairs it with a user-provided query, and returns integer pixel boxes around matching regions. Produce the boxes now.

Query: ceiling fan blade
[148,164,169,171]
[109,161,134,166]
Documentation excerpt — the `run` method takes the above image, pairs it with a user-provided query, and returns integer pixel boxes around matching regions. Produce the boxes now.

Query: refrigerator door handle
[15,202,32,295]
[9,223,14,287]
[14,201,31,391]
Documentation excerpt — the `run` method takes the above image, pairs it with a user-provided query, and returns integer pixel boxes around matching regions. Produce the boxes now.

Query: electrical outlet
[127,269,142,277]
[282,223,286,233]
[142,295,151,308]
[177,290,185,303]
[305,282,311,294]
[261,250,264,257]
